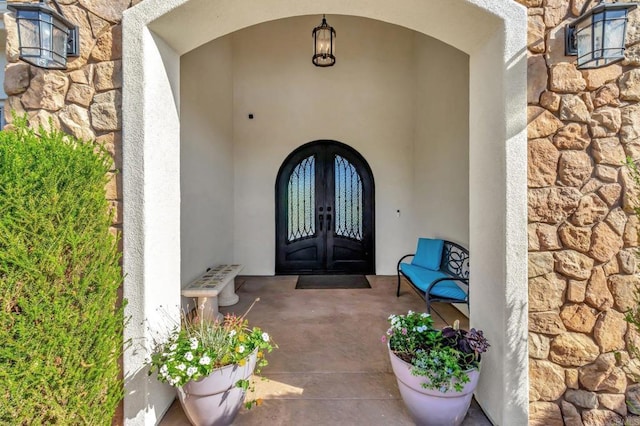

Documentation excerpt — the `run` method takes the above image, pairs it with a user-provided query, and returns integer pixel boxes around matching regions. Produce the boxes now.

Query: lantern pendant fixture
[565,0,637,69]
[8,0,79,70]
[312,14,336,67]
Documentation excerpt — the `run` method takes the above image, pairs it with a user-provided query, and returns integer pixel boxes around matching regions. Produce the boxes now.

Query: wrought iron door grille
[287,155,315,242]
[335,155,363,240]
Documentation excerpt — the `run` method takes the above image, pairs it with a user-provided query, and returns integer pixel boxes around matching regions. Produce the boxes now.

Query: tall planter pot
[177,351,258,426]
[388,347,480,426]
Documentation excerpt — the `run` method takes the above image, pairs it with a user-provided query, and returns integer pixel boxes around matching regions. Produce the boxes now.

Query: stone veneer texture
[3,0,640,424]
[523,0,640,424]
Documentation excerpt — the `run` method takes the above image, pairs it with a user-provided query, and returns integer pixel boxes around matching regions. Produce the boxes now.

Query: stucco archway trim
[122,1,527,424]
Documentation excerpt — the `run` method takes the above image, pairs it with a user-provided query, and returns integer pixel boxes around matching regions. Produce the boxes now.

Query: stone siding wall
[523,0,640,424]
[4,0,640,425]
[2,0,144,247]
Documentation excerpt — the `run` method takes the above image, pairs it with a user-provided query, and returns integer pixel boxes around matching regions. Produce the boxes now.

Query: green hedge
[0,119,124,424]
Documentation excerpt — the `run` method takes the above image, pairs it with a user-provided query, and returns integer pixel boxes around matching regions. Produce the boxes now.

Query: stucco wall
[180,16,470,277]
[180,35,234,289]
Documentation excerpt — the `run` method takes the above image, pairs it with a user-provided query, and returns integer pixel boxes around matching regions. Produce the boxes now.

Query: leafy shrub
[0,119,124,424]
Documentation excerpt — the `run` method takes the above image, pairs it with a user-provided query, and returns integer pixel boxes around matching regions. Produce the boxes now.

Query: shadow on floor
[159,275,493,426]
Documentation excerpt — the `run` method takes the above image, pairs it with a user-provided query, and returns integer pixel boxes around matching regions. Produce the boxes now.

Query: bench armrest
[397,254,415,272]
[423,276,469,297]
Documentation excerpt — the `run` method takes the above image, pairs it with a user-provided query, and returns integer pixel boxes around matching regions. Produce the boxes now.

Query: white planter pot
[388,347,480,426]
[177,350,258,426]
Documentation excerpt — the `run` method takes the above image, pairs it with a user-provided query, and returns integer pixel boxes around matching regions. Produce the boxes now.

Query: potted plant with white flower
[383,310,489,426]
[149,298,276,426]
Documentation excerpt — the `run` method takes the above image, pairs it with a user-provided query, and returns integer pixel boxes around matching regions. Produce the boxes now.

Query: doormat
[295,275,371,289]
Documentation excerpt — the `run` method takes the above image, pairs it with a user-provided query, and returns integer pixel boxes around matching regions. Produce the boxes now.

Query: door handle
[326,214,331,231]
[319,214,323,231]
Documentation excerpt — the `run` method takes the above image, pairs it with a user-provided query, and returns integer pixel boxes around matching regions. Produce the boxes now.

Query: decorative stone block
[90,90,122,131]
[3,63,30,96]
[59,104,96,142]
[598,393,627,416]
[595,165,618,183]
[529,187,582,223]
[530,273,566,312]
[529,54,547,102]
[559,223,591,253]
[566,369,580,389]
[585,267,614,311]
[555,250,594,280]
[550,63,587,93]
[541,91,561,112]
[621,104,640,143]
[593,83,620,108]
[529,332,551,359]
[619,249,637,274]
[566,280,587,303]
[530,311,567,335]
[598,184,622,207]
[530,359,566,401]
[529,252,555,278]
[549,332,599,367]
[579,353,627,393]
[528,106,564,138]
[560,303,597,333]
[560,95,590,122]
[553,123,590,150]
[589,222,623,263]
[605,207,627,236]
[592,137,625,165]
[593,309,627,353]
[529,401,564,426]
[581,64,622,90]
[557,150,592,187]
[528,138,559,187]
[590,108,622,138]
[619,69,640,101]
[581,409,623,426]
[609,274,640,312]
[560,400,583,426]
[570,194,608,226]
[21,69,69,111]
[564,389,598,409]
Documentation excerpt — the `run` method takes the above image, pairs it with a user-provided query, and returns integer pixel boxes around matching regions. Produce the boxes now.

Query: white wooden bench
[181,264,243,322]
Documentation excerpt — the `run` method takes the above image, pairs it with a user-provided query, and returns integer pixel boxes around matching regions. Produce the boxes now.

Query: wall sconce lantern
[312,15,336,67]
[8,0,79,70]
[565,0,637,69]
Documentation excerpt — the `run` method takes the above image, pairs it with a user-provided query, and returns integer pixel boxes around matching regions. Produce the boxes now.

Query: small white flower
[169,343,178,351]
[199,355,211,365]
[186,366,198,377]
[229,330,237,337]
[189,337,198,350]
[184,352,194,361]
[421,313,429,318]
[160,365,168,374]
[262,332,270,342]
[177,363,186,371]
[237,345,245,354]
[174,376,182,384]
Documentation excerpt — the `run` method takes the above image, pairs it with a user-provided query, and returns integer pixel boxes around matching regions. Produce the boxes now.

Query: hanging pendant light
[8,0,79,70]
[565,0,637,69]
[312,15,336,67]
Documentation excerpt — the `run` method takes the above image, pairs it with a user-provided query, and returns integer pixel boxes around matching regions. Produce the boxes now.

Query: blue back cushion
[411,238,444,271]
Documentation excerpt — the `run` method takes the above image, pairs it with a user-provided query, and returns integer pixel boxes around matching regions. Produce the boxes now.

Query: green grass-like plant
[0,118,124,424]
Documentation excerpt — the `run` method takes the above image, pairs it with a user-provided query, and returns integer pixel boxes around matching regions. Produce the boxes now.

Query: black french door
[275,141,375,274]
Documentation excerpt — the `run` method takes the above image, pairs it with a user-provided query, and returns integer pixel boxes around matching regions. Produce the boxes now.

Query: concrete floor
[159,275,492,426]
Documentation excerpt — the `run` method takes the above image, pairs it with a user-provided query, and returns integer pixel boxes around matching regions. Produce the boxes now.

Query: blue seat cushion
[400,263,467,301]
[411,238,444,271]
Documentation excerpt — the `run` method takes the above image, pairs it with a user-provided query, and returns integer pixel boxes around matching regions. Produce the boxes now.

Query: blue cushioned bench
[397,238,469,313]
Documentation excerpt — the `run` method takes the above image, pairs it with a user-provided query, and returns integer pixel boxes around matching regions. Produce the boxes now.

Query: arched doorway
[275,141,375,275]
[122,1,528,424]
